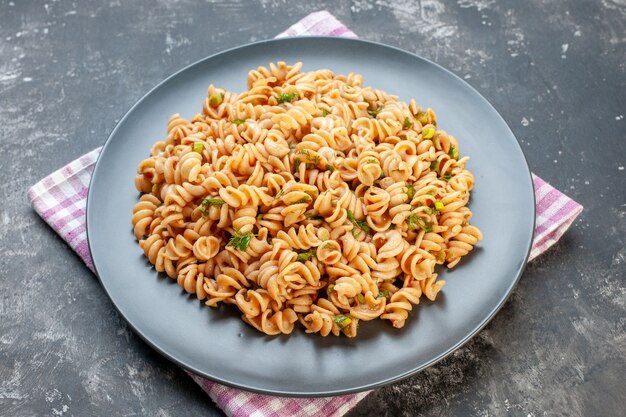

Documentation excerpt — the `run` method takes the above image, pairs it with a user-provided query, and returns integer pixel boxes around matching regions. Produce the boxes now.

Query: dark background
[1,1,624,416]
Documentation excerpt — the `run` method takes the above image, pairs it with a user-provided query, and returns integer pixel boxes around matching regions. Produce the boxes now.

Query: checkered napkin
[27,10,583,417]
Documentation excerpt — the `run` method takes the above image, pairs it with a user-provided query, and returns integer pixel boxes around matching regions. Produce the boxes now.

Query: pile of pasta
[132,62,482,337]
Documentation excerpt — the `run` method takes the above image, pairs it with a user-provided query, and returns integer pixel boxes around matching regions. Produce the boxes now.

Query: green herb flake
[407,214,433,232]
[202,198,225,208]
[325,164,335,171]
[388,223,396,230]
[416,111,428,125]
[300,149,321,167]
[403,117,414,129]
[406,214,418,231]
[274,189,285,200]
[208,94,223,107]
[356,294,365,304]
[422,127,436,139]
[367,105,383,117]
[430,161,439,172]
[277,92,299,104]
[377,289,390,299]
[347,209,371,235]
[321,109,329,117]
[434,201,445,212]
[332,315,352,329]
[367,158,378,164]
[256,213,264,220]
[199,198,225,217]
[421,219,434,232]
[193,142,204,154]
[405,183,416,200]
[233,118,246,125]
[449,146,459,160]
[305,212,324,221]
[295,249,315,262]
[327,283,335,296]
[440,174,452,181]
[228,230,254,251]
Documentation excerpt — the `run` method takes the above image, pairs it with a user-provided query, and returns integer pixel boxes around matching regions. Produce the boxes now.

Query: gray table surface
[1,1,624,416]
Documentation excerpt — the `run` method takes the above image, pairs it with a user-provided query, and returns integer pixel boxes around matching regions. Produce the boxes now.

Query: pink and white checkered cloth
[27,10,583,417]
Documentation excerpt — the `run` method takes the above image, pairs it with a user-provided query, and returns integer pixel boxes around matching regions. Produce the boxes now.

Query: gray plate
[87,37,535,397]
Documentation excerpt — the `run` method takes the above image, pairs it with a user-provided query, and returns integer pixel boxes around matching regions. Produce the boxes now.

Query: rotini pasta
[132,62,483,337]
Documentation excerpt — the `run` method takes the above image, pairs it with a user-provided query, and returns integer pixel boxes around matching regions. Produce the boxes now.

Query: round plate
[87,37,535,397]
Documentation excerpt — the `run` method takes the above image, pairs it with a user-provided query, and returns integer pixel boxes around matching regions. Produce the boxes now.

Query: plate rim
[86,36,536,397]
